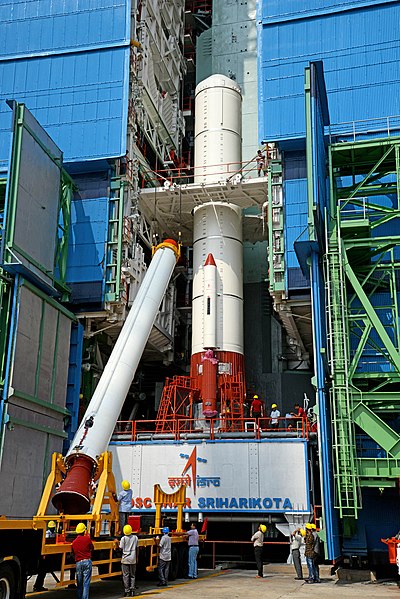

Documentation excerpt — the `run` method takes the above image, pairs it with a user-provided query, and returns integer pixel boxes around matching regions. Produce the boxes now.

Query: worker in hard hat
[251,524,266,578]
[118,480,133,534]
[304,523,320,583]
[120,524,139,597]
[33,521,57,591]
[311,524,322,581]
[270,403,280,429]
[290,528,305,580]
[250,394,264,421]
[45,520,57,539]
[71,523,94,599]
[156,527,172,587]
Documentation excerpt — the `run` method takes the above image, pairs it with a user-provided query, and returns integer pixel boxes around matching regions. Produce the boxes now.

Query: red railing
[141,148,279,187]
[113,416,310,442]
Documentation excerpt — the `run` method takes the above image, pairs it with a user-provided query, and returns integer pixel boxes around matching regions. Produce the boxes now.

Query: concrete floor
[27,564,399,599]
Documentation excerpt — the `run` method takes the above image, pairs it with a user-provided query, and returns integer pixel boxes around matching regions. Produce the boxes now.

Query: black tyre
[168,546,179,581]
[0,563,16,599]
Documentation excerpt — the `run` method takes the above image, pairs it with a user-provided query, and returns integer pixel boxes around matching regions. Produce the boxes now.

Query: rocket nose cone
[205,253,216,267]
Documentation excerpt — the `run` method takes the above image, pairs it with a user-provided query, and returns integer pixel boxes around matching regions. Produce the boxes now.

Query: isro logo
[167,447,220,495]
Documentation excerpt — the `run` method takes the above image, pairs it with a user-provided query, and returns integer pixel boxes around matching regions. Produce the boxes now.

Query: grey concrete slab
[27,565,399,599]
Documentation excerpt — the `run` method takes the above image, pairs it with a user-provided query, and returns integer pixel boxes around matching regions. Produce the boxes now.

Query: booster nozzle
[51,454,94,515]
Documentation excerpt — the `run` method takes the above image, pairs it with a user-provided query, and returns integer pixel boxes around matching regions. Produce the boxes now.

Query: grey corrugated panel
[0,420,52,516]
[0,280,73,516]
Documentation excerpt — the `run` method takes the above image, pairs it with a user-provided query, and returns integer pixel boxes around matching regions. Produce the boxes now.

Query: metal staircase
[155,376,199,433]
[325,218,361,518]
[219,373,245,432]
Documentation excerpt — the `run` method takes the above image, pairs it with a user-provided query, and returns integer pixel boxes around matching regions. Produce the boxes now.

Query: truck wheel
[0,563,16,599]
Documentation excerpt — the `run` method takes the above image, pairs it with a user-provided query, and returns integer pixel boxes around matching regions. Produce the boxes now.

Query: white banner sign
[110,440,309,513]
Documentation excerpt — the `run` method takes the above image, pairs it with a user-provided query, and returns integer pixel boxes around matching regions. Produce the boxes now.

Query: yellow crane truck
[0,451,190,599]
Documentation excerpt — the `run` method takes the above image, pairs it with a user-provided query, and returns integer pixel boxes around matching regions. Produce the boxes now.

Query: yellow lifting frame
[31,451,189,578]
[152,483,186,534]
[34,451,119,540]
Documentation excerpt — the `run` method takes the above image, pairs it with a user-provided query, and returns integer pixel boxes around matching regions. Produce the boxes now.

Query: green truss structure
[328,137,400,518]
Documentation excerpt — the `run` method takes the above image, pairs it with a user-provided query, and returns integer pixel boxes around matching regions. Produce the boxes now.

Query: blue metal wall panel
[284,178,309,289]
[284,179,308,267]
[0,0,129,58]
[342,488,400,555]
[67,195,108,290]
[349,292,400,373]
[262,0,394,21]
[0,48,129,163]
[63,322,84,454]
[259,2,400,143]
[0,0,130,164]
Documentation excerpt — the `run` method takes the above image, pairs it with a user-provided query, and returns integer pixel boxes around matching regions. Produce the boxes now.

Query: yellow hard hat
[311,524,317,530]
[299,528,306,537]
[122,480,130,490]
[271,403,277,409]
[260,524,267,533]
[253,394,259,399]
[305,523,313,530]
[48,520,56,529]
[123,524,133,536]
[76,523,86,534]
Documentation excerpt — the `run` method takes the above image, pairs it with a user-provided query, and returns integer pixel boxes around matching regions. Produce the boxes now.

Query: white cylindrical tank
[192,202,243,355]
[67,241,178,462]
[194,74,242,184]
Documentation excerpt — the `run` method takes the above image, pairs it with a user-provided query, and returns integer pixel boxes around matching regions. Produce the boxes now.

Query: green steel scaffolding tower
[328,136,400,518]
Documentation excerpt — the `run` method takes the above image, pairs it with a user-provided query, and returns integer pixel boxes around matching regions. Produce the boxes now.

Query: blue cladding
[0,1,129,58]
[342,488,400,555]
[259,1,400,142]
[0,0,130,163]
[67,174,108,303]
[64,322,84,454]
[262,0,395,20]
[349,292,400,373]
[284,177,309,289]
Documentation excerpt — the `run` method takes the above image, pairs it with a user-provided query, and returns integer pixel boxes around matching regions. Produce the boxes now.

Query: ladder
[219,373,245,432]
[104,178,124,303]
[325,217,361,518]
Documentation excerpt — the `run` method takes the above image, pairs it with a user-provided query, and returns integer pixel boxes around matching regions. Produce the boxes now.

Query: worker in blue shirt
[118,480,133,533]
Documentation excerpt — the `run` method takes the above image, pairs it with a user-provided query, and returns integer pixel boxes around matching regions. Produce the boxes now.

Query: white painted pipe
[67,241,179,464]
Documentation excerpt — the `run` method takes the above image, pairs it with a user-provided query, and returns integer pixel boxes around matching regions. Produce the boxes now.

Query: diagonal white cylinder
[66,243,177,463]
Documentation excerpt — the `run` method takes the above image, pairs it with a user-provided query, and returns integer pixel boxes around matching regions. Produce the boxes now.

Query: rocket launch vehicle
[51,75,247,513]
[190,75,246,419]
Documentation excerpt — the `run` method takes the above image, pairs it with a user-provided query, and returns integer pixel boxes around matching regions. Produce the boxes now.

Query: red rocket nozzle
[51,454,94,515]
[205,253,216,266]
[163,238,178,248]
